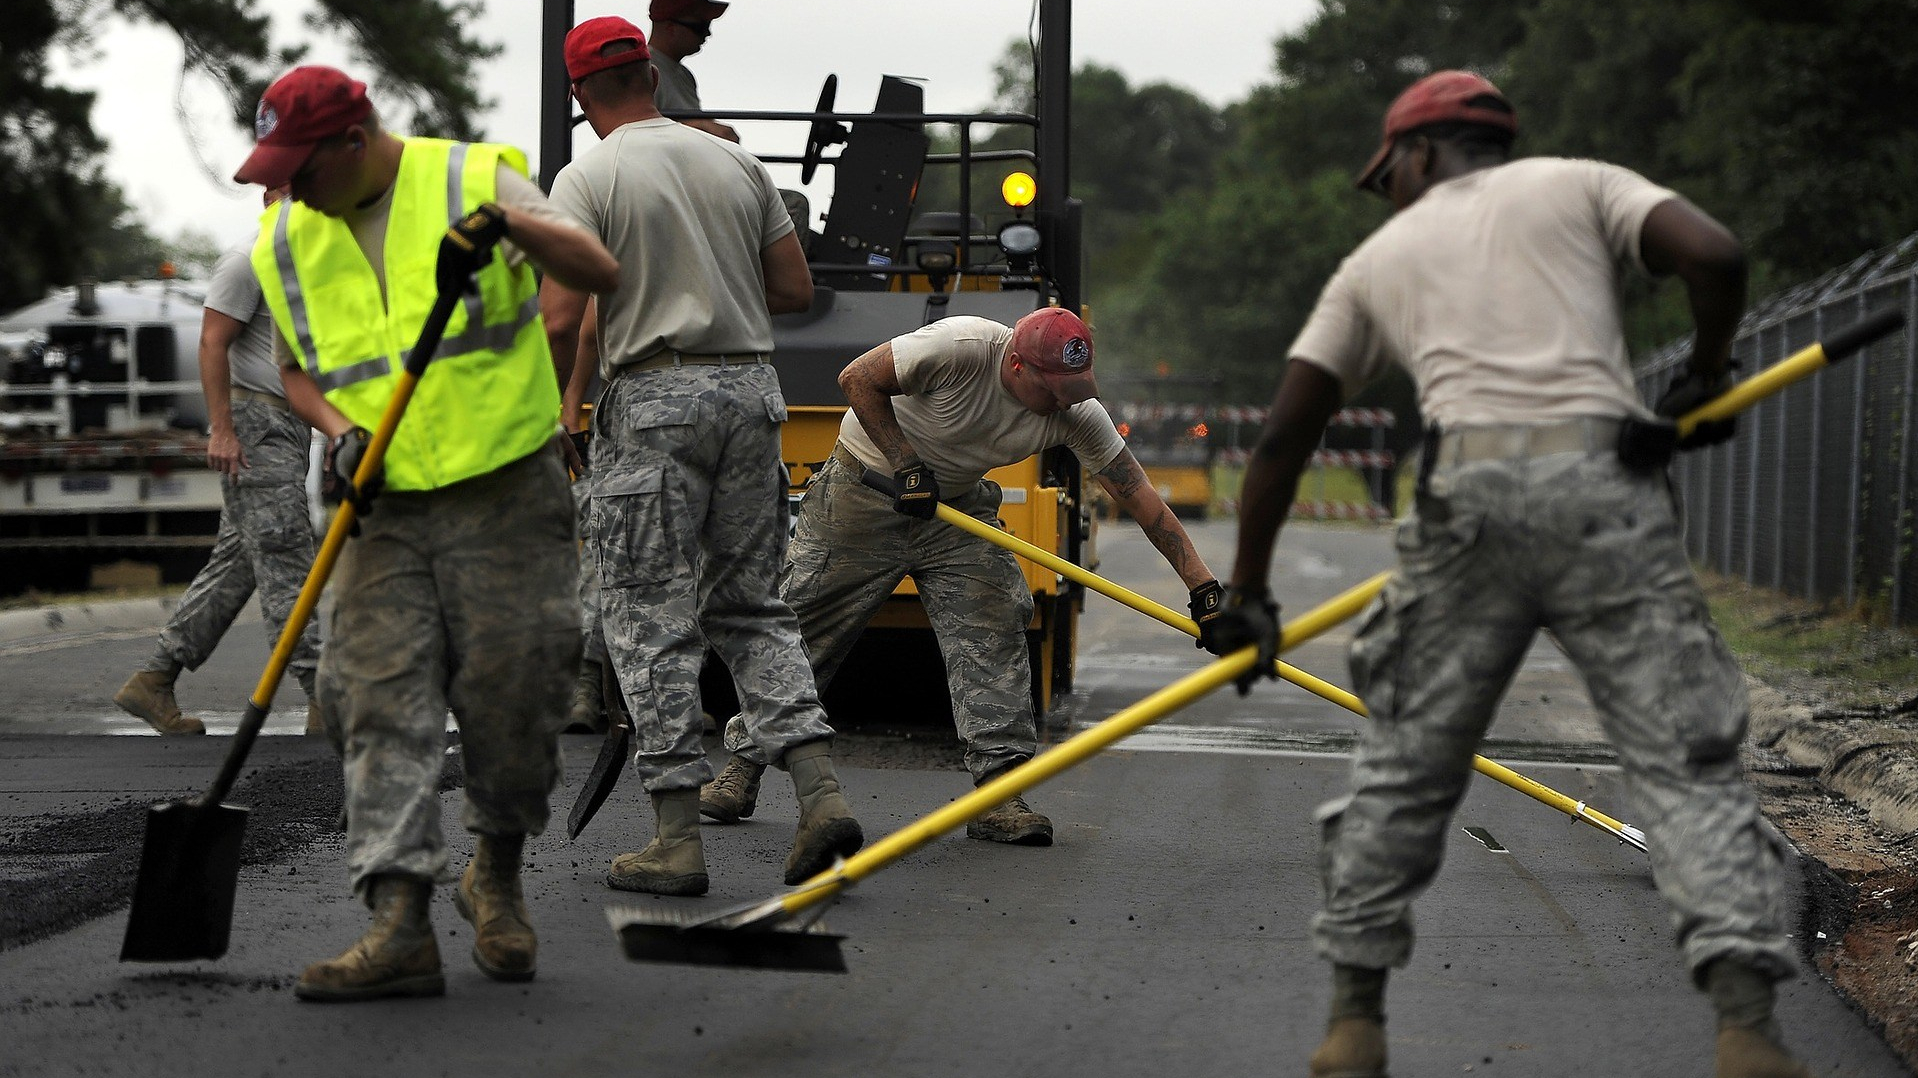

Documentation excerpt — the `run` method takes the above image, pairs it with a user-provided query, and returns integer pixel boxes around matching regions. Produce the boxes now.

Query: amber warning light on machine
[1002,171,1036,209]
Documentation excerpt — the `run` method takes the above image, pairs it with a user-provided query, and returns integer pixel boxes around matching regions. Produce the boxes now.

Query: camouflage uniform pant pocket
[592,463,678,589]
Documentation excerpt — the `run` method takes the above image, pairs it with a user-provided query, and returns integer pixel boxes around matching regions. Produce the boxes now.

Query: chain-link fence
[1635,233,1918,623]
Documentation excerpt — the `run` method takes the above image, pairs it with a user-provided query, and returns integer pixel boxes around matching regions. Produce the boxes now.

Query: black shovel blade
[567,721,630,841]
[608,906,848,973]
[120,799,248,962]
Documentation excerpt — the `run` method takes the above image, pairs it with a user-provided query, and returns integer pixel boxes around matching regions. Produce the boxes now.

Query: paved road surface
[0,521,1905,1077]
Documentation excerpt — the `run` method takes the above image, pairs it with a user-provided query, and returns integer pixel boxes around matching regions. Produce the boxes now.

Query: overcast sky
[55,0,1320,254]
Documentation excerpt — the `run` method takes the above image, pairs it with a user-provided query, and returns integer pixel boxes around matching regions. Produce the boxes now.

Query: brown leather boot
[783,741,863,885]
[608,790,708,895]
[294,875,443,1002]
[700,755,765,823]
[114,668,204,735]
[453,834,536,982]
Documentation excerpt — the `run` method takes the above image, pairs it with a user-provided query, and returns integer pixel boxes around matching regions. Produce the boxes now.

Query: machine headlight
[1001,171,1037,209]
[998,221,1041,257]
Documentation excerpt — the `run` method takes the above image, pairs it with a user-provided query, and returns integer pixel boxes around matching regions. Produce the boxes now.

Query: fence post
[1899,274,1918,625]
[1773,324,1788,590]
[1847,292,1867,610]
[1808,310,1824,604]
[1745,348,1761,582]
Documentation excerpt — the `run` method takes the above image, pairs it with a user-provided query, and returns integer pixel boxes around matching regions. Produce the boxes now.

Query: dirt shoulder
[1703,573,1918,1070]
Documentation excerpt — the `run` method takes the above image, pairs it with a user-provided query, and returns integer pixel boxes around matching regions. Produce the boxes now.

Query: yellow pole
[928,503,1644,849]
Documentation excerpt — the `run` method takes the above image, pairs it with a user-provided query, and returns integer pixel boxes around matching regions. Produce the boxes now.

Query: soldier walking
[114,186,325,740]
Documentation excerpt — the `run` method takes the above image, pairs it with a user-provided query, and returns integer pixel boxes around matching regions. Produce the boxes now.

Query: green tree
[1,0,500,312]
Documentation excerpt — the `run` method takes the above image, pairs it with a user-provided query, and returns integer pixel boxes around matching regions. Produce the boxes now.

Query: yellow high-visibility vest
[253,137,557,491]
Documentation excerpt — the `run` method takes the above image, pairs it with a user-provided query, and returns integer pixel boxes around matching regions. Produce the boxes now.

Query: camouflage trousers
[591,362,832,792]
[1316,436,1795,982]
[321,449,580,895]
[722,449,1037,782]
[573,475,607,667]
[149,399,321,689]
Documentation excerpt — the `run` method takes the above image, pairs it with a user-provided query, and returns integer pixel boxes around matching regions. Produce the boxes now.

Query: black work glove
[892,461,939,519]
[322,426,382,514]
[1654,366,1736,450]
[436,202,509,296]
[1188,579,1225,652]
[1203,585,1280,696]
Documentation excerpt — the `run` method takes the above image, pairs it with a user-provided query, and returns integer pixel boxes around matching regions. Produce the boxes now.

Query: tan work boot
[452,834,536,982]
[966,793,1053,846]
[294,875,443,1002]
[700,755,766,823]
[304,698,327,738]
[563,658,605,734]
[1309,1017,1388,1077]
[114,668,204,735]
[1707,959,1809,1077]
[607,789,709,895]
[782,741,864,884]
[1714,1025,1811,1078]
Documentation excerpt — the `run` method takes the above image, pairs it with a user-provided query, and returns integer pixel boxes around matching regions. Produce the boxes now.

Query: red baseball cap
[650,0,729,20]
[1010,308,1099,406]
[233,66,372,188]
[1355,70,1517,191]
[566,17,652,82]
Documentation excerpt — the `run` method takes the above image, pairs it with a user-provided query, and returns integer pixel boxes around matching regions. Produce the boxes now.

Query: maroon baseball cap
[1355,70,1517,191]
[233,66,372,188]
[566,17,652,82]
[1010,308,1099,406]
[650,0,729,20]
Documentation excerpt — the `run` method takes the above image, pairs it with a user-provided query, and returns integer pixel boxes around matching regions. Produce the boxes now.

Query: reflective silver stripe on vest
[445,143,487,338]
[313,356,394,393]
[271,204,321,374]
[418,294,542,361]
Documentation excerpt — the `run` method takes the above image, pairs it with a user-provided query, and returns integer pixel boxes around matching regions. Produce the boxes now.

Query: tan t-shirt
[836,316,1128,490]
[1289,157,1680,427]
[547,117,794,379]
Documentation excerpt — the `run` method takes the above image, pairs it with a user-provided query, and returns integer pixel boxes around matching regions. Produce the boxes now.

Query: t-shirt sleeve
[496,163,586,269]
[202,247,261,324]
[274,326,298,370]
[1061,400,1127,474]
[1287,254,1381,398]
[1584,160,1680,276]
[750,158,795,247]
[889,318,978,396]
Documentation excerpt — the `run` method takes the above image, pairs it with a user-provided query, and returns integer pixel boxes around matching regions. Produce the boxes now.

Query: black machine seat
[814,76,930,291]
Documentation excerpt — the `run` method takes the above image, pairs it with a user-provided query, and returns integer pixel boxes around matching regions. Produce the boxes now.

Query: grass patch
[1698,570,1918,708]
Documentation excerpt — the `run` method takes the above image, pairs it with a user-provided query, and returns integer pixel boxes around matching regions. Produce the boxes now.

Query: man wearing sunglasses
[647,0,739,143]
[1206,71,1807,1077]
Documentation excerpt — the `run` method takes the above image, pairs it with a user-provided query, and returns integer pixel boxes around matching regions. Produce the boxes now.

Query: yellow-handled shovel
[120,213,506,963]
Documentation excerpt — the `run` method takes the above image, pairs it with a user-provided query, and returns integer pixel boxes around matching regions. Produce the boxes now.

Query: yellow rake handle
[924,505,1644,849]
[773,575,1384,918]
[1677,307,1904,437]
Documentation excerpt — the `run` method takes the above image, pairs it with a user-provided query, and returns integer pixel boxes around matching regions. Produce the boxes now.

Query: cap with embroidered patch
[233,66,372,188]
[1010,307,1099,406]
